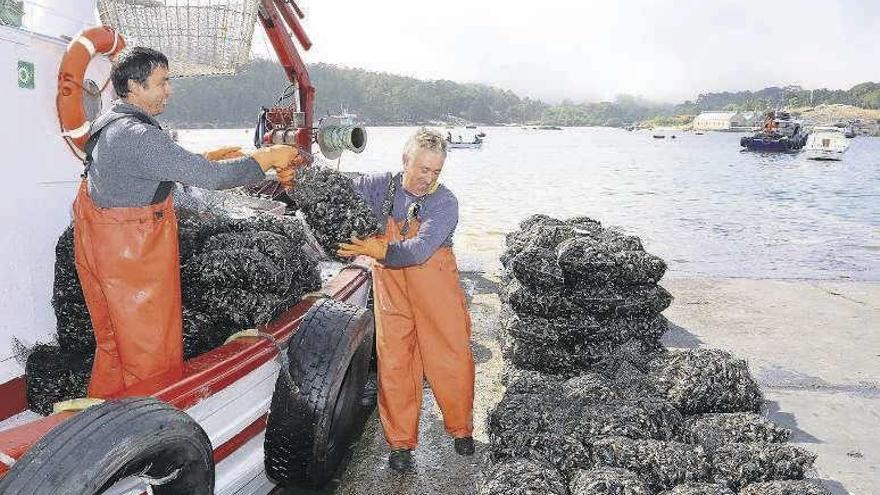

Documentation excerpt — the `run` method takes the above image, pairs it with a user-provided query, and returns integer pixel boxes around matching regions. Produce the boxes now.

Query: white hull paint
[215,431,273,495]
[805,150,845,161]
[805,128,849,161]
[0,3,375,491]
[0,18,114,384]
[187,358,279,449]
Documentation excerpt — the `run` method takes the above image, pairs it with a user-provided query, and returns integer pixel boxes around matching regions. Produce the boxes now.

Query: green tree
[160,59,880,128]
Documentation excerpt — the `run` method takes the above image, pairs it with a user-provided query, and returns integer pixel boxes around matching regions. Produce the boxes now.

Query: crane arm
[258,0,315,150]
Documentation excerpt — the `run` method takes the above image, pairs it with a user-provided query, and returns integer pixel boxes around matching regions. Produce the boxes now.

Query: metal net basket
[97,0,262,77]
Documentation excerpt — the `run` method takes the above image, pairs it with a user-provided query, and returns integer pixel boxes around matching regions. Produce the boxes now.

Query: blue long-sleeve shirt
[352,172,458,268]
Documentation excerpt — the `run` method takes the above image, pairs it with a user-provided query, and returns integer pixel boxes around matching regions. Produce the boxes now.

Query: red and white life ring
[57,26,125,160]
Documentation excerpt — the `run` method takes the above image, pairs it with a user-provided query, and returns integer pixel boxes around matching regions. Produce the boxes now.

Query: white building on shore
[692,111,756,131]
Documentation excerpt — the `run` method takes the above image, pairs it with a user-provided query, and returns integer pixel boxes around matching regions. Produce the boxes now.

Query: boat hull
[740,136,804,152]
[805,150,845,161]
[804,130,849,160]
[0,264,372,493]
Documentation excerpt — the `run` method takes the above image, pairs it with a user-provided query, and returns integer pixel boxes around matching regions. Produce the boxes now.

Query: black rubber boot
[454,436,475,456]
[388,449,413,472]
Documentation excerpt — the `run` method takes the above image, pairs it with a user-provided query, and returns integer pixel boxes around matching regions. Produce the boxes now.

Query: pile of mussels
[483,214,827,495]
[290,166,379,260]
[27,166,380,415]
[26,206,321,415]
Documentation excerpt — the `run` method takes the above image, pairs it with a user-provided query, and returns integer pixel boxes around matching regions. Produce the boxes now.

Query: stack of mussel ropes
[481,214,829,495]
[25,167,378,415]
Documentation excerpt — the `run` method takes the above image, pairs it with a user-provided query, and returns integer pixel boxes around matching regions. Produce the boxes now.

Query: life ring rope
[60,121,91,140]
[57,26,126,161]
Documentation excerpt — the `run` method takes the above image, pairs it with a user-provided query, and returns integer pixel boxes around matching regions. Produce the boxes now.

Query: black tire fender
[264,298,374,487]
[0,397,214,495]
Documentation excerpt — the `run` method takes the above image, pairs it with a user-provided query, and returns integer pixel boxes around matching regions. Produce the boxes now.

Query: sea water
[178,127,880,280]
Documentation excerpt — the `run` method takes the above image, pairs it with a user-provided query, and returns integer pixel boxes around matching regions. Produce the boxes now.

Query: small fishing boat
[447,139,482,149]
[804,127,849,161]
[652,128,676,139]
[445,128,483,149]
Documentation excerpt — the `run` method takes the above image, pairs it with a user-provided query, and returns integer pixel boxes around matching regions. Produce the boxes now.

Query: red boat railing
[0,263,370,478]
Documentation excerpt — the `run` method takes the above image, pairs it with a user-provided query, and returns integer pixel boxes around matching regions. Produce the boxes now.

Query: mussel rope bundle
[24,343,91,416]
[52,226,94,353]
[26,209,321,414]
[482,214,822,494]
[481,459,569,495]
[182,242,319,327]
[290,166,379,260]
[497,216,672,378]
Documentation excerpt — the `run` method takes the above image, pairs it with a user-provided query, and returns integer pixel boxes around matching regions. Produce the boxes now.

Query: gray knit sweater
[87,102,265,208]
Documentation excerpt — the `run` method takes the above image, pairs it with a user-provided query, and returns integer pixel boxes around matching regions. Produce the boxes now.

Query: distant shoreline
[164,104,880,135]
[166,123,880,137]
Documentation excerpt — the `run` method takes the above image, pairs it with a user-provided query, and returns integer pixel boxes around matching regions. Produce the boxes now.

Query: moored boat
[804,127,849,160]
[740,111,809,152]
[652,128,677,139]
[445,127,483,149]
[448,140,482,149]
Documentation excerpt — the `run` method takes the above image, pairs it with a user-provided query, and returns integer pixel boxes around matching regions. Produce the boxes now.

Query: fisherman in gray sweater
[73,46,299,397]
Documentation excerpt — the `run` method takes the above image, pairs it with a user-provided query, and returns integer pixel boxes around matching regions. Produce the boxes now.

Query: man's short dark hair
[111,47,168,98]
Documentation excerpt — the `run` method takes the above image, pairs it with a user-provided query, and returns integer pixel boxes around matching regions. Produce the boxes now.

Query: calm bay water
[179,127,880,280]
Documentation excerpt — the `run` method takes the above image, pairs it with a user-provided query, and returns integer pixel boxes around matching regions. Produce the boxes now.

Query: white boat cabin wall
[0,0,110,383]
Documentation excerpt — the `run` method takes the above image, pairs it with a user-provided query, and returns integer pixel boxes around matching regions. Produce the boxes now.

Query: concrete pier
[300,274,878,495]
[662,277,879,495]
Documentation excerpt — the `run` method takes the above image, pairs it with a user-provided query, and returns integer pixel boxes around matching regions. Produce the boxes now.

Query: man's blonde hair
[403,127,447,161]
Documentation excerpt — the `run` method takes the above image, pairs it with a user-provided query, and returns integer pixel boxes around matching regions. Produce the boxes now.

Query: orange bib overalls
[72,181,184,397]
[372,214,475,449]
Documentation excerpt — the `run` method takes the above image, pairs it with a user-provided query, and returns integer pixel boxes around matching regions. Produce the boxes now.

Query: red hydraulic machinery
[257,0,315,151]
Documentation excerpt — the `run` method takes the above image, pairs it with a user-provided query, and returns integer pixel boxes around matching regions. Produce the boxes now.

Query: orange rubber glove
[337,237,389,260]
[250,145,298,172]
[250,145,299,188]
[203,146,244,161]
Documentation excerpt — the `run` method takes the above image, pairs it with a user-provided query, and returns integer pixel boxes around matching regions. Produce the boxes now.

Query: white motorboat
[804,127,849,161]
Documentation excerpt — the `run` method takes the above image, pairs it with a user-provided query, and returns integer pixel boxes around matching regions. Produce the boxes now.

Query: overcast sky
[253,0,880,104]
